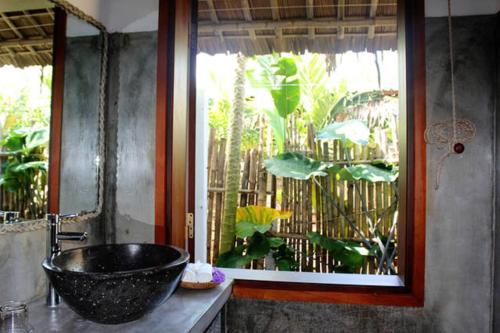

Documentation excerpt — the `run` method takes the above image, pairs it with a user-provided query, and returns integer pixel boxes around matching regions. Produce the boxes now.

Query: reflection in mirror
[0,0,54,222]
[59,14,102,215]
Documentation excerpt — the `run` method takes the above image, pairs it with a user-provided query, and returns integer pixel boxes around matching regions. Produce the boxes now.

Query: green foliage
[235,205,292,238]
[217,205,297,270]
[327,90,386,122]
[270,58,300,119]
[316,120,370,145]
[334,164,398,182]
[307,232,371,273]
[294,54,346,130]
[264,152,333,180]
[0,128,48,193]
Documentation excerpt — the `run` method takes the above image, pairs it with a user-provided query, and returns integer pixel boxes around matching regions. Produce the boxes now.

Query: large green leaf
[268,237,285,248]
[235,205,292,238]
[25,128,49,151]
[316,120,370,145]
[307,232,370,270]
[271,79,300,118]
[272,57,297,77]
[273,244,298,271]
[216,245,252,268]
[11,161,48,173]
[335,164,398,182]
[247,233,270,259]
[264,152,333,180]
[264,109,285,153]
[235,221,272,238]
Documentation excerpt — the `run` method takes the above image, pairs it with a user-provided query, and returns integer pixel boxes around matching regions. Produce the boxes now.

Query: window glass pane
[197,0,400,276]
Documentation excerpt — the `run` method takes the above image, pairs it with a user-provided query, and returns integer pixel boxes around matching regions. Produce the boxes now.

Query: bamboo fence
[206,121,398,274]
[0,156,47,221]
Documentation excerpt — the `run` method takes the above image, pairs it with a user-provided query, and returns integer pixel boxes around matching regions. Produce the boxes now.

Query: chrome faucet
[46,213,87,307]
[0,211,20,224]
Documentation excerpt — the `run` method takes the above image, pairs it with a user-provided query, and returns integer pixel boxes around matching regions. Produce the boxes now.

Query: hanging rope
[424,0,476,190]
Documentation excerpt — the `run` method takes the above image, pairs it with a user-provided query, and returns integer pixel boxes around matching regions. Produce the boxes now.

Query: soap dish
[180,281,218,290]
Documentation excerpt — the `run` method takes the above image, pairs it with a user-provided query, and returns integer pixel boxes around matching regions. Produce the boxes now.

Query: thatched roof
[0,7,54,68]
[197,0,397,56]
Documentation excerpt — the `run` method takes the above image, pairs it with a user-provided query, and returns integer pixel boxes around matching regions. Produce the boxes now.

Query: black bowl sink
[42,243,189,324]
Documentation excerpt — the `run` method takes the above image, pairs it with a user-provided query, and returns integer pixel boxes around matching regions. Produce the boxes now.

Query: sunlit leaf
[271,79,300,118]
[335,164,398,182]
[316,120,370,145]
[235,205,292,238]
[264,152,333,180]
[272,57,298,77]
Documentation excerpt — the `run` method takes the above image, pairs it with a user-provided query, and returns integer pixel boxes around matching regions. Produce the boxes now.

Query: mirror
[59,14,103,215]
[0,0,106,227]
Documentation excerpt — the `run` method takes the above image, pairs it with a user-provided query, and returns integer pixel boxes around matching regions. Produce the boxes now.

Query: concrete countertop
[27,279,233,333]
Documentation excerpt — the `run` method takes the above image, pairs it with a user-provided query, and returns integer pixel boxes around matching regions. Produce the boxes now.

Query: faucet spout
[45,213,87,307]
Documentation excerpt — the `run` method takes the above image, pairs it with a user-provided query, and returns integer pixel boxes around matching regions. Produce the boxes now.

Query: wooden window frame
[155,0,426,306]
[48,7,67,214]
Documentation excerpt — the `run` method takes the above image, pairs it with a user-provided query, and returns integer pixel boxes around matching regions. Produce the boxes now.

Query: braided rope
[424,0,476,190]
[0,1,108,234]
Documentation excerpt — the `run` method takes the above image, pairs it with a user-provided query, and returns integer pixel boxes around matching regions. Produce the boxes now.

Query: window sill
[220,268,404,287]
[224,269,423,307]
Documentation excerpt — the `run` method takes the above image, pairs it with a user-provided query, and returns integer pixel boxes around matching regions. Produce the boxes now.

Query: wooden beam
[241,0,256,40]
[199,31,396,40]
[22,10,48,37]
[206,0,219,23]
[0,49,51,57]
[306,0,315,39]
[0,38,52,48]
[337,0,345,40]
[198,17,397,33]
[1,13,24,39]
[368,0,380,39]
[270,0,282,49]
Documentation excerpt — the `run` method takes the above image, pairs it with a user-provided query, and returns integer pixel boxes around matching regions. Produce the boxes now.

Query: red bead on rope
[453,142,465,154]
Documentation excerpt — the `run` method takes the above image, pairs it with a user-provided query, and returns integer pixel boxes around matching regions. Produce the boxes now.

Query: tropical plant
[264,120,399,274]
[220,54,246,254]
[217,205,298,271]
[0,127,49,219]
[294,53,346,130]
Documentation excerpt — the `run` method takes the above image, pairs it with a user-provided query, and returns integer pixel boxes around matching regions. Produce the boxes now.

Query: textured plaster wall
[104,32,157,244]
[224,15,498,333]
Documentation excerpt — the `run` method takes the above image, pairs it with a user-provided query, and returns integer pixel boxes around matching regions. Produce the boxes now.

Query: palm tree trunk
[219,54,246,254]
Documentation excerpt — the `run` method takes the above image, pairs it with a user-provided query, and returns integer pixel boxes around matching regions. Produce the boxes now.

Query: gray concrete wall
[224,15,498,333]
[60,35,101,215]
[105,32,157,244]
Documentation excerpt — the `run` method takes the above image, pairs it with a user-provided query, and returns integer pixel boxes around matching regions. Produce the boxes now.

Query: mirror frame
[48,1,108,218]
[0,1,108,233]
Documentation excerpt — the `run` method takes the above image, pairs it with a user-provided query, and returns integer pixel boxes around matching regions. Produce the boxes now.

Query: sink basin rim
[42,243,189,276]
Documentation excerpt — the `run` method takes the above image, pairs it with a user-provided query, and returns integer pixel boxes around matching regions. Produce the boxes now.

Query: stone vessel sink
[42,243,189,324]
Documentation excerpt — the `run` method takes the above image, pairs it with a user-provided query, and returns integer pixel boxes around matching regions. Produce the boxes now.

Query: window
[155,0,425,306]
